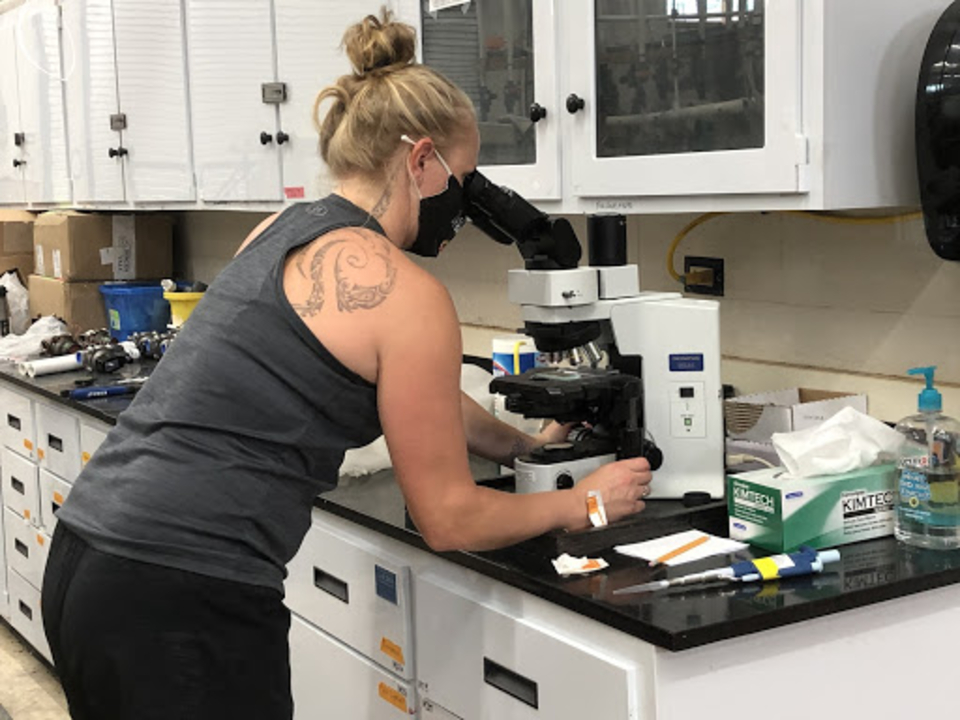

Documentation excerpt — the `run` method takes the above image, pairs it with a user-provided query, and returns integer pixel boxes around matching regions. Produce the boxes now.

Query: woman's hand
[569,457,652,529]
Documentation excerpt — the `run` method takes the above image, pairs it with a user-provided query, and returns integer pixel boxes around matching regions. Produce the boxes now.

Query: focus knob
[529,103,547,123]
[555,473,575,491]
[565,94,585,114]
[276,131,290,145]
[260,131,273,145]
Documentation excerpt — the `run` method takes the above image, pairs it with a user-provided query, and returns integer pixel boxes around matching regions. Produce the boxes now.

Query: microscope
[462,172,725,501]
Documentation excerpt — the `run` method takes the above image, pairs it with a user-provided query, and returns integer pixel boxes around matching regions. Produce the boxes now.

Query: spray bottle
[895,366,960,549]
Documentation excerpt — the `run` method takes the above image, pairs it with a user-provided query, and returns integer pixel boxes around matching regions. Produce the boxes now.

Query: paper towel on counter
[771,406,904,478]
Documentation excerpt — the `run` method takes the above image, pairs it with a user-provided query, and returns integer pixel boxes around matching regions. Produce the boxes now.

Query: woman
[41,10,652,720]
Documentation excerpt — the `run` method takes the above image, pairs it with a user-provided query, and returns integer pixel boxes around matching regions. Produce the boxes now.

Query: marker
[61,384,141,401]
[648,534,709,567]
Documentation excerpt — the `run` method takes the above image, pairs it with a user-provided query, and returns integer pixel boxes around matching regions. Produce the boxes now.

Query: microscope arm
[463,170,582,271]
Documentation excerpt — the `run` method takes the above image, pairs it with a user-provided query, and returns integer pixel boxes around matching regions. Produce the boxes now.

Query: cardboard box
[724,388,868,442]
[0,210,35,255]
[0,253,34,282]
[727,463,897,552]
[28,275,107,334]
[33,211,173,281]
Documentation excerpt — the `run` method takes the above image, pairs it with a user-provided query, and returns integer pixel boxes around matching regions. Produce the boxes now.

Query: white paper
[34,245,44,276]
[551,553,609,577]
[112,215,136,280]
[52,249,62,279]
[100,246,115,266]
[429,0,470,11]
[615,530,747,566]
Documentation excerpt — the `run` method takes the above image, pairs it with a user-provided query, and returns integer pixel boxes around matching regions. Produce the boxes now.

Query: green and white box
[727,464,897,552]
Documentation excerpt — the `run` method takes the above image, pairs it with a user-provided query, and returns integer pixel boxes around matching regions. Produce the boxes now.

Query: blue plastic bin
[99,282,171,340]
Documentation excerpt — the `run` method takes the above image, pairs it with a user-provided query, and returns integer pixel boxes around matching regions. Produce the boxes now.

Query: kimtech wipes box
[727,463,897,552]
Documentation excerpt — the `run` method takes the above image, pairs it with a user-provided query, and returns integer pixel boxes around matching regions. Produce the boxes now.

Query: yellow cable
[667,212,727,283]
[667,209,923,285]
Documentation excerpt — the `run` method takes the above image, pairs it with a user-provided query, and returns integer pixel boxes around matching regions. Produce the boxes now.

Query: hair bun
[343,8,416,77]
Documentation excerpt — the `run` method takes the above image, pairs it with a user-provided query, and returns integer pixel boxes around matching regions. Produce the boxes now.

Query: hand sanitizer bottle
[895,366,960,549]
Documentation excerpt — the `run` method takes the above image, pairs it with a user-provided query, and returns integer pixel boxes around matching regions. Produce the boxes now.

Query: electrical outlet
[684,256,724,296]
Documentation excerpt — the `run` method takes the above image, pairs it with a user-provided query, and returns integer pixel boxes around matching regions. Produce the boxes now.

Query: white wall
[175,208,960,423]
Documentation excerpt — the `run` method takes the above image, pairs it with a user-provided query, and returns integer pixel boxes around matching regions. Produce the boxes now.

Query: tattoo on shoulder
[291,228,398,318]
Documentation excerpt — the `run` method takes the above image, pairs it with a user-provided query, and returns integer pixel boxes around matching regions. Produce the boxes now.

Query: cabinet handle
[260,131,274,145]
[12,159,25,168]
[483,657,539,709]
[108,147,128,158]
[313,567,349,604]
[48,434,63,453]
[19,601,32,621]
[529,103,547,123]
[7,414,21,430]
[13,132,24,146]
[565,93,585,114]
[276,131,290,145]
[11,477,24,495]
[15,539,29,558]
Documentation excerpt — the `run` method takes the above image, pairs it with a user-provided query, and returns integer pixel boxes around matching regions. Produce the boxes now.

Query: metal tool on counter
[60,377,147,400]
[613,546,842,595]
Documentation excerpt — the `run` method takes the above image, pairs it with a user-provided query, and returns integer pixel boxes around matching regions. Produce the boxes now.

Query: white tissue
[771,406,904,477]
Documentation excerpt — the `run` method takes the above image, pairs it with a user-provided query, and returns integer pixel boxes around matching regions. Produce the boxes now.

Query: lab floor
[0,621,68,720]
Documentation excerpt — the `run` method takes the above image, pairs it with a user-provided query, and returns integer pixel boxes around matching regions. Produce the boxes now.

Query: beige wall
[175,208,960,422]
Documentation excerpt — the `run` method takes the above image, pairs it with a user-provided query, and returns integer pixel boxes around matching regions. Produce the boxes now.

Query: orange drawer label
[380,637,404,666]
[81,452,91,464]
[377,682,407,713]
[37,448,45,460]
[23,439,33,451]
[53,492,64,505]
[36,534,44,546]
[23,509,30,520]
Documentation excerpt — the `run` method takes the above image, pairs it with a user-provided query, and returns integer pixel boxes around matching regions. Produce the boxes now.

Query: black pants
[41,524,293,720]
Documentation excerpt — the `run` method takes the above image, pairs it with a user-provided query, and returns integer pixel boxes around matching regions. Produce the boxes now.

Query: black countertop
[4,364,960,652]
[318,470,960,651]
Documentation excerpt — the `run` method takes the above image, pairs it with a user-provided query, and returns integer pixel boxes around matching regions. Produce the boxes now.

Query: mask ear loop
[400,134,453,177]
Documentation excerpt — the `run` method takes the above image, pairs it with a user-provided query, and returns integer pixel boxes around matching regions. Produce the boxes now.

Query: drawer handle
[7,414,20,431]
[313,567,349,604]
[19,600,32,621]
[483,657,539,709]
[52,501,61,517]
[11,477,24,495]
[48,434,63,453]
[15,538,29,558]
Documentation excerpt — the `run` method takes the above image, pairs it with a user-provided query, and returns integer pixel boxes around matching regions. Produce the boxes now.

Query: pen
[648,534,709,567]
[61,384,141,401]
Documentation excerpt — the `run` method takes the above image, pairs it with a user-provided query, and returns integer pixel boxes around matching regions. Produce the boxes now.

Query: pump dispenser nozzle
[908,366,942,412]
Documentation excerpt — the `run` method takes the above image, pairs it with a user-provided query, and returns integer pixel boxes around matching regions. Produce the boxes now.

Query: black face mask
[408,173,466,257]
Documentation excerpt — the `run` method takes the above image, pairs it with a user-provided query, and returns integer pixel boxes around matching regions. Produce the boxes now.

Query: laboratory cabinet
[36,400,82,483]
[185,0,389,203]
[6,562,51,662]
[394,0,561,200]
[3,506,49,591]
[289,615,418,720]
[0,487,7,621]
[2,446,40,526]
[0,0,71,206]
[62,0,195,204]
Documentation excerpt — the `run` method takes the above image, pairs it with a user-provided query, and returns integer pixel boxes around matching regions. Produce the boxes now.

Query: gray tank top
[59,196,385,591]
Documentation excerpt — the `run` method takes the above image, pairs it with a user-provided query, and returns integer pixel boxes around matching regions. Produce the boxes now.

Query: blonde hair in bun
[315,7,475,181]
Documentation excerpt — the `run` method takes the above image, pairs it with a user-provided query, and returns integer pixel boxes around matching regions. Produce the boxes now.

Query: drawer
[2,446,40,525]
[290,615,417,720]
[80,422,109,467]
[36,403,81,483]
[0,386,36,460]
[3,507,49,591]
[0,508,7,621]
[285,521,413,679]
[7,568,52,663]
[414,572,640,719]
[39,469,72,534]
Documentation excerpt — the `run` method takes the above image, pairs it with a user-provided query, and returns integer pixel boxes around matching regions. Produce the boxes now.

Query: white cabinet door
[15,0,71,204]
[274,0,389,202]
[402,0,561,200]
[565,0,805,198]
[0,12,26,205]
[0,501,7,621]
[186,0,281,202]
[112,0,195,202]
[63,0,125,203]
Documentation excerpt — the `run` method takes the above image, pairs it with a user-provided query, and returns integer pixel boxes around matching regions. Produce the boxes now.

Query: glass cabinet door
[566,0,805,199]
[405,0,560,199]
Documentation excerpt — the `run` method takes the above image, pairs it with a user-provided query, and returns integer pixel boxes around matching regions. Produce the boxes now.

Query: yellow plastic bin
[164,292,204,327]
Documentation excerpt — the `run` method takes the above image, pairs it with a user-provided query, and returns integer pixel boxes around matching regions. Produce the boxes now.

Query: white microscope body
[507,264,725,500]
